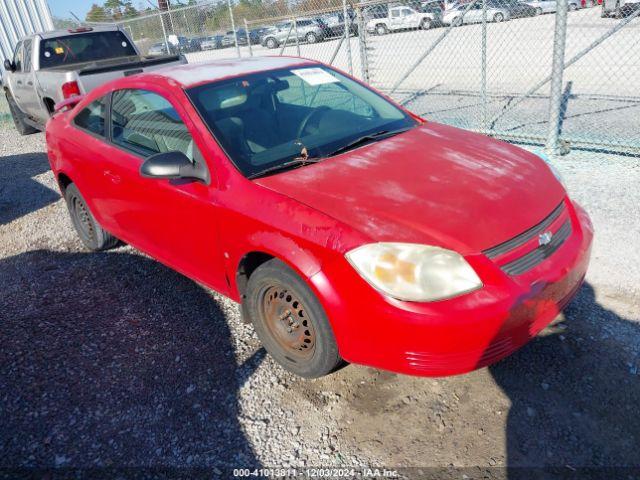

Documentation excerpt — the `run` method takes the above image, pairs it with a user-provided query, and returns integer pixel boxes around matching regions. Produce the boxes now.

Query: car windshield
[39,31,137,69]
[187,66,417,178]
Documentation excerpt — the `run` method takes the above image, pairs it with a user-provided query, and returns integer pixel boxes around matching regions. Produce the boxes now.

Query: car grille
[483,201,572,276]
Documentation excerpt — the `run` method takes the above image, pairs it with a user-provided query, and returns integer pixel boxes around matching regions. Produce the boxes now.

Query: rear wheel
[535,6,543,14]
[568,2,579,10]
[64,183,119,251]
[6,92,38,136]
[246,259,343,378]
[493,12,505,21]
[305,32,318,43]
[420,18,432,29]
[376,24,389,35]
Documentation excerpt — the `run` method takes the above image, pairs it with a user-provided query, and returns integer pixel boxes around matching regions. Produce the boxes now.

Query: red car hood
[256,122,566,255]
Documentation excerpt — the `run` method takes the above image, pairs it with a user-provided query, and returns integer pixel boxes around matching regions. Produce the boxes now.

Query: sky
[47,0,95,20]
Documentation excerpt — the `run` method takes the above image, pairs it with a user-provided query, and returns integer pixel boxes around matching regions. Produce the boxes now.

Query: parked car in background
[497,0,539,17]
[260,19,327,49]
[319,10,359,38]
[367,6,440,35]
[148,42,170,56]
[201,34,225,50]
[525,0,581,13]
[2,26,183,134]
[45,57,593,379]
[442,1,510,27]
[601,0,640,15]
[222,30,249,48]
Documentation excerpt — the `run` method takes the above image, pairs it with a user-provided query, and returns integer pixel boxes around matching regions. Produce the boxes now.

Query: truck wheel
[6,93,39,136]
[64,183,120,251]
[420,18,432,29]
[246,259,343,378]
[265,37,278,49]
[376,24,388,35]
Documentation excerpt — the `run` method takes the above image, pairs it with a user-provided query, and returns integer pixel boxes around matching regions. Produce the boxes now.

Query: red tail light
[61,81,81,99]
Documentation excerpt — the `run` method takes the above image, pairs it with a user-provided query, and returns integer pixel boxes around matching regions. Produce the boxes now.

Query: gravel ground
[1,124,639,477]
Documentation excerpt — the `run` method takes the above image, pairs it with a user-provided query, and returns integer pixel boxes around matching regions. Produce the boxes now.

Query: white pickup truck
[366,5,440,35]
[2,25,184,135]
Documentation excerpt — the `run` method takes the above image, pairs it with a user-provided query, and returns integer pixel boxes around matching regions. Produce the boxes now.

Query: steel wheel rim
[260,284,316,362]
[73,196,94,241]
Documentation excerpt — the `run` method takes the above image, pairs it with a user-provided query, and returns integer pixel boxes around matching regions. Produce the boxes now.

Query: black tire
[306,32,318,43]
[246,259,343,378]
[64,183,119,251]
[493,12,505,22]
[375,24,388,35]
[6,92,39,136]
[420,18,432,29]
[568,2,579,10]
[265,37,278,49]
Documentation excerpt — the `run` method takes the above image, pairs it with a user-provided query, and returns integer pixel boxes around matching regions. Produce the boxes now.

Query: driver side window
[110,89,200,161]
[13,41,23,72]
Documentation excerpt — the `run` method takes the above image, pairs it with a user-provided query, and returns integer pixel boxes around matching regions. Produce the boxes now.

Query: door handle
[103,170,121,184]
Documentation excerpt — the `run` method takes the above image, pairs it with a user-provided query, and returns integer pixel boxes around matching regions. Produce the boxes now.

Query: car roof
[151,56,317,88]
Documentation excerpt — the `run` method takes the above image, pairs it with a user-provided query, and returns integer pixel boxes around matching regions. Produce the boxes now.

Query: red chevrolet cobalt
[46,57,593,378]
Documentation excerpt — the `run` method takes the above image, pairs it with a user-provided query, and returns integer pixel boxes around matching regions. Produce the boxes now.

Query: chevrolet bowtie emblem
[538,231,553,246]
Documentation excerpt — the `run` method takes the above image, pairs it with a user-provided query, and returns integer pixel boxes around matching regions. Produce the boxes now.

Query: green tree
[86,3,109,22]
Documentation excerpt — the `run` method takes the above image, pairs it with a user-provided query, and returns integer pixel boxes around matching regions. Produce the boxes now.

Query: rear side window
[110,89,197,160]
[74,97,107,137]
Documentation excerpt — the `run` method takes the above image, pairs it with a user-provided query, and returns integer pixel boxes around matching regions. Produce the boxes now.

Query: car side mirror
[4,59,16,72]
[140,151,210,184]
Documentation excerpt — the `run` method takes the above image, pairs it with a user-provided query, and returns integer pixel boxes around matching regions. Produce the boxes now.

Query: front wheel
[64,183,119,251]
[376,24,389,35]
[265,37,278,49]
[493,12,505,21]
[246,259,343,378]
[6,93,38,136]
[305,32,318,43]
[420,18,432,29]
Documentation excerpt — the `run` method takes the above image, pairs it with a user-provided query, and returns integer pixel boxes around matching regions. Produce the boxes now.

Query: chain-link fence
[57,1,640,156]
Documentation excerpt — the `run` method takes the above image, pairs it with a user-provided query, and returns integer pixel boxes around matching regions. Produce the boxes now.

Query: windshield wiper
[248,157,321,179]
[324,127,412,158]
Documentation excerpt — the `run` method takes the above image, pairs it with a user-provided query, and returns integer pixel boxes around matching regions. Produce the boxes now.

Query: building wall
[0,0,54,63]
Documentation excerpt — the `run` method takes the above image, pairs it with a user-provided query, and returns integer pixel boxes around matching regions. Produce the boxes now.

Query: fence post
[355,4,370,82]
[228,0,241,58]
[343,0,353,75]
[293,17,301,57]
[546,0,569,155]
[244,18,253,56]
[481,0,487,130]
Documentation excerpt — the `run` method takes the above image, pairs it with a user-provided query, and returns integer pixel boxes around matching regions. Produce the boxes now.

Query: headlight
[345,243,482,302]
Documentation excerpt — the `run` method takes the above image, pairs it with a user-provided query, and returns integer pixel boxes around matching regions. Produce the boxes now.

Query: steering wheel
[296,106,330,139]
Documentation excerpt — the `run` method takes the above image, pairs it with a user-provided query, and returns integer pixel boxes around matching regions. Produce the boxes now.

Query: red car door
[95,86,227,294]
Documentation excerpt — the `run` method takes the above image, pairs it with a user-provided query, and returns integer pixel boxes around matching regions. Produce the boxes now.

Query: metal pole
[293,17,301,57]
[166,1,176,34]
[329,34,345,65]
[244,18,253,56]
[279,23,294,56]
[546,0,568,155]
[481,0,487,130]
[343,0,353,75]
[228,0,240,58]
[356,5,370,82]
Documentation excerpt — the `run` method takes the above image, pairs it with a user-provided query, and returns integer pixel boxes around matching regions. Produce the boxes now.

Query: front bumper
[310,198,593,376]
